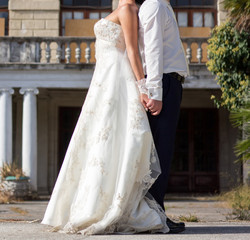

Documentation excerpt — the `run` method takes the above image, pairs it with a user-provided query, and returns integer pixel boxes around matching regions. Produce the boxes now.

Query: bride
[42,0,169,235]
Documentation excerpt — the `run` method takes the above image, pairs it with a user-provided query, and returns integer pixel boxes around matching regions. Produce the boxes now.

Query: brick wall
[9,0,60,37]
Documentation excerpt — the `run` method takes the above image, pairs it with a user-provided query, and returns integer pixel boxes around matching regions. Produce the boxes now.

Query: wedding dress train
[42,18,169,235]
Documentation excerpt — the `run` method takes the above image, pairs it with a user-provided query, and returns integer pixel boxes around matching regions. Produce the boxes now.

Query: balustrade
[0,37,208,65]
[181,37,208,64]
[0,37,95,64]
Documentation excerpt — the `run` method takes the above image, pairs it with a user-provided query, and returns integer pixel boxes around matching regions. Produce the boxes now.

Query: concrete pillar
[20,88,39,191]
[112,0,119,10]
[217,0,228,25]
[243,121,250,185]
[0,88,14,168]
[243,160,250,186]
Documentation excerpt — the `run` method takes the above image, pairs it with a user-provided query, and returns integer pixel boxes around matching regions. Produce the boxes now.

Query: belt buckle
[172,72,184,84]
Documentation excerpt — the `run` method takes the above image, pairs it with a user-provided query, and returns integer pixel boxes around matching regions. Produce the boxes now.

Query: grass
[178,213,199,222]
[10,207,28,215]
[0,163,26,179]
[0,189,12,204]
[219,185,250,220]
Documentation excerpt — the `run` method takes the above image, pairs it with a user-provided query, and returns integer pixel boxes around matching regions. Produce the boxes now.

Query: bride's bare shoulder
[117,3,138,17]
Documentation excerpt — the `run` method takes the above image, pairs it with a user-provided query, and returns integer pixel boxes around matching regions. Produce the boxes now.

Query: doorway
[58,106,81,173]
[167,108,219,193]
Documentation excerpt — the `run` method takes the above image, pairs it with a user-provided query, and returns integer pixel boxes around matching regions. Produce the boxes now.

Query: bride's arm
[118,5,145,82]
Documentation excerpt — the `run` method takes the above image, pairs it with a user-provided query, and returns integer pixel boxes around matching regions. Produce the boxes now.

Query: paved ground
[0,196,249,240]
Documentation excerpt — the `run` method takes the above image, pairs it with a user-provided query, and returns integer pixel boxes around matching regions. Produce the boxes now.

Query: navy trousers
[147,73,183,210]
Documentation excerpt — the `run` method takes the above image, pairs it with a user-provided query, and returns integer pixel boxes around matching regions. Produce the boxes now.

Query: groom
[137,0,189,233]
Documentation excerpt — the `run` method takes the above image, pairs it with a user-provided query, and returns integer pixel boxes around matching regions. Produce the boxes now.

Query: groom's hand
[140,93,149,111]
[146,99,162,116]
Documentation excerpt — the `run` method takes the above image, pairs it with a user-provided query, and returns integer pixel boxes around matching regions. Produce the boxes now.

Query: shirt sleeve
[140,2,165,101]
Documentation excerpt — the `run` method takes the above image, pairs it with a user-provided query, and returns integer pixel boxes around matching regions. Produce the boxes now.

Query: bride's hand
[140,93,149,111]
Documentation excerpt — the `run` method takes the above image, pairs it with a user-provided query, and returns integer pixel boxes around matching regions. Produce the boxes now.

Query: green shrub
[207,21,249,110]
[221,185,250,220]
[179,214,199,222]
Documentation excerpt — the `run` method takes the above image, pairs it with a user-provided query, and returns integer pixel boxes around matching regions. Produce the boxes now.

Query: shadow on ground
[184,226,250,234]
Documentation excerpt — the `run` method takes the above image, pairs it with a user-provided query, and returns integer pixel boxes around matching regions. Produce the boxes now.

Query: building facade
[0,0,244,195]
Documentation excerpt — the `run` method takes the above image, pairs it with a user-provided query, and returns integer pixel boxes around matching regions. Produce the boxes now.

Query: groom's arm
[139,1,166,115]
[139,1,165,102]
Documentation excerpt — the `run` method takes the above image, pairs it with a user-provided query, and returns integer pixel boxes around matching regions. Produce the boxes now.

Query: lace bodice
[94,18,125,51]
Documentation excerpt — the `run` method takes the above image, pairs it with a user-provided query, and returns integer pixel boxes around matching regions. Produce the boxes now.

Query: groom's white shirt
[138,0,189,101]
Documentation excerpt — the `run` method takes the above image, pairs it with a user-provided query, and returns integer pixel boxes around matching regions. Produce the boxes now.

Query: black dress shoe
[167,217,185,227]
[166,218,185,233]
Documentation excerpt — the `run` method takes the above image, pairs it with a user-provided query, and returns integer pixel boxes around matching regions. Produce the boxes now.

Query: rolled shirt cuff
[147,87,163,101]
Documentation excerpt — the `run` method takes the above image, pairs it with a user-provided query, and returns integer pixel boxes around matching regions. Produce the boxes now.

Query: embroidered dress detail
[42,17,169,235]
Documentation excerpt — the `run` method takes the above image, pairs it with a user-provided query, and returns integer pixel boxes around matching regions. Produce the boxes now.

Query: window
[0,0,8,35]
[0,0,8,5]
[171,0,215,6]
[62,0,111,6]
[170,0,217,27]
[60,0,112,35]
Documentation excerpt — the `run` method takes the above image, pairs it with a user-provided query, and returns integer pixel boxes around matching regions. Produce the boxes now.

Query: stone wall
[9,0,60,37]
[217,0,228,25]
[112,0,119,10]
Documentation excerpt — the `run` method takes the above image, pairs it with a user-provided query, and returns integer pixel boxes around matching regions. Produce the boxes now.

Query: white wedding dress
[42,18,169,235]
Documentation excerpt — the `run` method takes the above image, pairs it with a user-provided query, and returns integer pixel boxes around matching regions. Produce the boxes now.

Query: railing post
[45,41,51,63]
[56,41,62,63]
[65,42,71,64]
[35,42,41,62]
[197,41,202,64]
[186,42,192,64]
[75,42,81,64]
[85,41,91,64]
[7,41,11,62]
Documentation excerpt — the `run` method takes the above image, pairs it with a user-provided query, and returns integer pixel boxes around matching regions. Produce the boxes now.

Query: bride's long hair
[135,0,145,4]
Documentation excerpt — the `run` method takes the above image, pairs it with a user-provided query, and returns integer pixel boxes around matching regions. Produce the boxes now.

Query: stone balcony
[0,36,218,89]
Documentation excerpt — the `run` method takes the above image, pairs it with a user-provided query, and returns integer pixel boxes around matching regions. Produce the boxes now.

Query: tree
[230,99,250,163]
[207,1,250,165]
[223,0,250,32]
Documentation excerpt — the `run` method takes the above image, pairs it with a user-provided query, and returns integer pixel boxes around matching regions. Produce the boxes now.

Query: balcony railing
[0,37,208,65]
[182,37,208,64]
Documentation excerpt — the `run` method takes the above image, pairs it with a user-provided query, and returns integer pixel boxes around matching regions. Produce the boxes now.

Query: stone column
[217,0,228,25]
[19,88,39,191]
[112,0,119,10]
[243,161,250,186]
[0,88,14,168]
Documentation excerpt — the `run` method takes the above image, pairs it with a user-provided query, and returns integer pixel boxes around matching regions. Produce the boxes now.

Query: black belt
[145,72,185,84]
[168,72,185,84]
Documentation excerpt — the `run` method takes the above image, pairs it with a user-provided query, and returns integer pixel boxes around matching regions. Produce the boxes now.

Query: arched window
[60,0,112,35]
[0,0,8,35]
[170,0,217,27]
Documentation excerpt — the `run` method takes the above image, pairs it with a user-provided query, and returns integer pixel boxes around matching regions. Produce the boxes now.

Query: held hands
[146,98,162,116]
[137,78,162,116]
[140,93,149,110]
[140,94,162,116]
